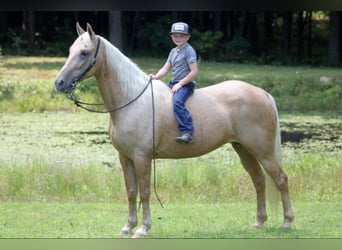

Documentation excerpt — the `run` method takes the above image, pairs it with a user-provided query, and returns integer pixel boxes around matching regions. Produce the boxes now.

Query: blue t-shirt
[166,43,197,83]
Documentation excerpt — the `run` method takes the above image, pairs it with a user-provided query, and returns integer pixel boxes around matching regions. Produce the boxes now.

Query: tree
[307,11,312,61]
[282,11,293,62]
[297,11,305,62]
[109,11,122,51]
[329,11,342,63]
[243,11,258,55]
[0,12,9,43]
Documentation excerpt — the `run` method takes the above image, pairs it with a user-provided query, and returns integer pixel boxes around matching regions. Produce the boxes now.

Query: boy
[149,22,198,144]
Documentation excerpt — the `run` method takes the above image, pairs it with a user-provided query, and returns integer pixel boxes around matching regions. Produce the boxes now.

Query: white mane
[100,37,150,98]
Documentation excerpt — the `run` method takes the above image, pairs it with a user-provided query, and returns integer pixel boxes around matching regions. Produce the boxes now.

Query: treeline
[0,11,341,65]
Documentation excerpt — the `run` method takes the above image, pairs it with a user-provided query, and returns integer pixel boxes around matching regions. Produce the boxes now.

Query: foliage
[258,75,342,111]
[4,24,74,57]
[2,11,340,65]
[191,29,223,60]
[0,82,15,101]
[222,35,254,62]
[136,15,172,56]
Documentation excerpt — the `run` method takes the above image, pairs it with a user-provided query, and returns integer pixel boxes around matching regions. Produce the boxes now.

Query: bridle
[67,35,153,114]
[74,36,101,84]
[64,36,163,208]
[67,35,100,103]
[68,77,153,114]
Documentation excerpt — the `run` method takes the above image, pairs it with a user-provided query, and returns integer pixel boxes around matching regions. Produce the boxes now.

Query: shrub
[136,16,172,56]
[191,29,223,60]
[223,36,254,62]
[0,82,15,101]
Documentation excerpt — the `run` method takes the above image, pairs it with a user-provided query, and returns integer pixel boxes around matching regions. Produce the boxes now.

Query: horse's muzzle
[55,78,74,93]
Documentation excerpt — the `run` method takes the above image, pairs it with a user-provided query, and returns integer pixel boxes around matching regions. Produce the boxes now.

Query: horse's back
[188,80,278,151]
[192,80,273,117]
[197,80,269,101]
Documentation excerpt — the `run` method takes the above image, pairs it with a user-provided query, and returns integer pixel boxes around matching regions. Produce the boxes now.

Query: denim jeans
[168,80,195,134]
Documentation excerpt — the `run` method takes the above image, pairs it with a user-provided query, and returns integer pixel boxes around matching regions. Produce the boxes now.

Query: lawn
[0,202,341,238]
[0,112,341,238]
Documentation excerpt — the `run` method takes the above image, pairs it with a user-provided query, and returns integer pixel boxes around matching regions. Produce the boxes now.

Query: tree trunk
[0,12,9,42]
[282,11,293,62]
[27,11,35,48]
[264,12,274,42]
[297,11,305,63]
[243,11,258,55]
[263,12,274,61]
[329,11,341,63]
[109,11,122,51]
[307,11,312,61]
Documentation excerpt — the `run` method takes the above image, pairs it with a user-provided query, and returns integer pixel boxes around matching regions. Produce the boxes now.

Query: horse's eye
[80,50,89,57]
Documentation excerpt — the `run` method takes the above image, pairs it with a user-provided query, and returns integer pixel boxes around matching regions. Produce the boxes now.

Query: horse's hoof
[132,231,147,238]
[120,230,132,236]
[281,221,292,230]
[253,218,266,228]
[253,222,263,228]
[132,227,148,238]
[120,225,134,236]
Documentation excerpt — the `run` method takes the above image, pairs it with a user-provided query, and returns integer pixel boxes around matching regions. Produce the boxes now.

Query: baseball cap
[170,22,190,35]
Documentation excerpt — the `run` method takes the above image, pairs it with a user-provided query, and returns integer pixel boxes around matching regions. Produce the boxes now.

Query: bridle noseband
[69,36,101,92]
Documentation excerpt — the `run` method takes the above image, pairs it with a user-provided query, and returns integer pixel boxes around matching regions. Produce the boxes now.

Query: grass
[0,56,341,112]
[0,202,341,238]
[0,112,339,238]
[0,112,341,204]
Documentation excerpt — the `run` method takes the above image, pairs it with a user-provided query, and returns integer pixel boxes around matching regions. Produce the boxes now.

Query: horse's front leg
[119,154,138,235]
[132,156,152,238]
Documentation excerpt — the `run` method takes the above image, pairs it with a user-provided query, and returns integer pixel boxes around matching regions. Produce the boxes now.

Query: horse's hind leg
[119,154,138,235]
[259,157,295,229]
[232,143,267,228]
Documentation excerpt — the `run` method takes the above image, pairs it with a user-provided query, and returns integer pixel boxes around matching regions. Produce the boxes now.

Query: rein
[68,77,152,113]
[66,45,163,206]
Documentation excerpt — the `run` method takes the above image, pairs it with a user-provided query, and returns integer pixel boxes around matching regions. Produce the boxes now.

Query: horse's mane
[99,36,171,105]
[100,37,150,97]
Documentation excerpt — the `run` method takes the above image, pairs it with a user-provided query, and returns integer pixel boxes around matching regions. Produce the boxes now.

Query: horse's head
[55,22,100,93]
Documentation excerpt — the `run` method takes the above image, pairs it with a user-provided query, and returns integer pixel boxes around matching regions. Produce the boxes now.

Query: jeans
[168,80,195,134]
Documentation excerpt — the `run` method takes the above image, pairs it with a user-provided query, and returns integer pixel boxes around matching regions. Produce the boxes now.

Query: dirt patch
[281,131,314,143]
[280,119,341,152]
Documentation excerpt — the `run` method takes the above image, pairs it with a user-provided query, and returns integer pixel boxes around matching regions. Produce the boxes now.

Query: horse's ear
[76,22,85,36]
[86,23,96,40]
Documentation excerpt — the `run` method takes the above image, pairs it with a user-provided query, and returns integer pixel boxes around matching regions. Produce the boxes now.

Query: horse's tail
[265,93,282,215]
[269,94,282,165]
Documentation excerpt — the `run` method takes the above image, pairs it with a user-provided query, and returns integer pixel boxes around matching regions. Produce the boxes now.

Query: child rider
[149,22,198,143]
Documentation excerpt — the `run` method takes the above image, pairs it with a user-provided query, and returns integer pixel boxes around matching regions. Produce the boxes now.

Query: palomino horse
[55,23,294,238]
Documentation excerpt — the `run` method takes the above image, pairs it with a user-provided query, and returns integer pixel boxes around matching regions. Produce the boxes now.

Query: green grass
[0,202,341,238]
[0,112,341,204]
[0,113,340,238]
[0,56,341,112]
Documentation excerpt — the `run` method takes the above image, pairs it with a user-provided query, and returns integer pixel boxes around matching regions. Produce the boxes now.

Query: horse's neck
[96,38,149,108]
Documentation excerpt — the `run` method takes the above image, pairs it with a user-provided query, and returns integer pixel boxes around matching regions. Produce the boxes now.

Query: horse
[55,23,294,238]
